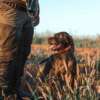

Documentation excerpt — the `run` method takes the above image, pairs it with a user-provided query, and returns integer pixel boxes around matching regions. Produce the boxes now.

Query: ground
[21,44,100,99]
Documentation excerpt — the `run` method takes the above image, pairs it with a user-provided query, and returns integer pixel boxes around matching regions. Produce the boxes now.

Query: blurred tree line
[32,32,100,48]
[74,35,100,48]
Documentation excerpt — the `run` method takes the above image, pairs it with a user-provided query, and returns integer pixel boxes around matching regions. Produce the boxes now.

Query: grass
[23,47,100,100]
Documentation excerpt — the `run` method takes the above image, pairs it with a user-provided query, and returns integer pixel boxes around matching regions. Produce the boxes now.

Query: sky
[36,0,100,36]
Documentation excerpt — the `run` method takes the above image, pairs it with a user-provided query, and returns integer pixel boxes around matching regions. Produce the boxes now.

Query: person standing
[0,0,39,99]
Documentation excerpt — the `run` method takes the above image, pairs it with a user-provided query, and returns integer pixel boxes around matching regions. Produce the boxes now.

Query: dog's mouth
[48,36,66,52]
[49,44,63,51]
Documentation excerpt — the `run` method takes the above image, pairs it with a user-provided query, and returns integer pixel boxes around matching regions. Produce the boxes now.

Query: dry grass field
[23,44,100,100]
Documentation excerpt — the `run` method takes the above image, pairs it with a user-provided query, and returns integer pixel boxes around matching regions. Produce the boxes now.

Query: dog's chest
[49,56,66,77]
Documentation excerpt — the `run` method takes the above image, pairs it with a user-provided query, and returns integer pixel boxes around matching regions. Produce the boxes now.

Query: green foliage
[33,35,44,44]
[32,32,100,48]
[74,37,99,48]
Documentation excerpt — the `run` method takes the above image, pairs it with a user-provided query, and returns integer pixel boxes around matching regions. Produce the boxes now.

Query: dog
[17,32,76,99]
[40,32,77,90]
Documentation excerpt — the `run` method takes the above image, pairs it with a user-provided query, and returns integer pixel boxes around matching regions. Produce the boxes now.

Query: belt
[2,1,27,12]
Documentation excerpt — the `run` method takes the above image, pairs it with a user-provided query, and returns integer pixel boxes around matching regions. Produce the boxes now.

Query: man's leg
[0,3,17,96]
[0,3,31,97]
[15,16,34,98]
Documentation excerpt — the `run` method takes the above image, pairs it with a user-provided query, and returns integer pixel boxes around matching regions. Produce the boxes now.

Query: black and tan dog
[40,32,77,89]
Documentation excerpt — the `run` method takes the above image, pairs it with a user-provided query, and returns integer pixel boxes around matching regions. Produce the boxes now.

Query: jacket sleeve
[27,0,40,26]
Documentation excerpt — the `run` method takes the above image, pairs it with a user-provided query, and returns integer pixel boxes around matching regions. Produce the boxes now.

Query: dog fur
[41,32,77,89]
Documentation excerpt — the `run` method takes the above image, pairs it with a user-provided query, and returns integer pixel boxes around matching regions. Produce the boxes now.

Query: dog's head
[48,32,73,52]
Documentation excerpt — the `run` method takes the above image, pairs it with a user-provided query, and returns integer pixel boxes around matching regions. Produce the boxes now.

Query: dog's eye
[50,41,57,45]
